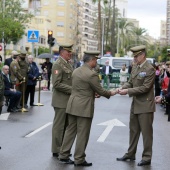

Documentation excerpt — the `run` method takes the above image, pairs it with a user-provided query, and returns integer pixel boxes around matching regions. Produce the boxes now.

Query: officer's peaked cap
[84,51,100,58]
[59,44,73,52]
[130,45,146,57]
[20,49,27,54]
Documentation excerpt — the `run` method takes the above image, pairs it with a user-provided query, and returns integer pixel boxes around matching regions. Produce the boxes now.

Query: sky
[127,0,167,38]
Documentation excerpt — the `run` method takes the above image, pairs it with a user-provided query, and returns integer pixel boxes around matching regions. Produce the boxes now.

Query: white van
[97,57,155,72]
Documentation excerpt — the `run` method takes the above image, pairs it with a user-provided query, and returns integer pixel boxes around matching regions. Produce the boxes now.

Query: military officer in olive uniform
[59,51,116,166]
[18,50,29,107]
[116,45,155,166]
[0,69,4,115]
[51,44,73,157]
[10,51,23,89]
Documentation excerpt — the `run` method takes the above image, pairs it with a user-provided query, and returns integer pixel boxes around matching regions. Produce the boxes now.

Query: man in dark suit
[59,51,116,166]
[2,65,21,112]
[116,45,155,166]
[4,50,17,68]
[101,60,113,88]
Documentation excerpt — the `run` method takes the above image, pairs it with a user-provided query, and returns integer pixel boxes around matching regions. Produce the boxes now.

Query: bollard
[21,77,28,112]
[35,76,44,106]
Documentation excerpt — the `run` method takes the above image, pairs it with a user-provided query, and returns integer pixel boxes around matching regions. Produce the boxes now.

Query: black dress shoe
[53,153,59,157]
[7,108,17,113]
[137,160,151,166]
[30,104,37,106]
[74,161,92,166]
[16,106,22,109]
[24,104,28,108]
[59,158,74,164]
[117,155,135,161]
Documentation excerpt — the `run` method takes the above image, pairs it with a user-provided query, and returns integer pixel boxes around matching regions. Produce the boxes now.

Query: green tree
[0,0,33,57]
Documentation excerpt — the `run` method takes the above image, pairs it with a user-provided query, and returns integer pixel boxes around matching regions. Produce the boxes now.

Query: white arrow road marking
[25,122,52,138]
[97,119,126,142]
[0,112,10,120]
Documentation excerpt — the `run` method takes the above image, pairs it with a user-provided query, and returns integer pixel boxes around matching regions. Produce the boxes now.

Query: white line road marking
[0,113,10,120]
[25,122,52,138]
[97,119,126,142]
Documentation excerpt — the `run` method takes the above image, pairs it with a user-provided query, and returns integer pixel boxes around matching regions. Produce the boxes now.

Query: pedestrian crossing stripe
[29,31,37,39]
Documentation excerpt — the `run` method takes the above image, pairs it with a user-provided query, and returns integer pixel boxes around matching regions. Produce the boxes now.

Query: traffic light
[47,30,55,47]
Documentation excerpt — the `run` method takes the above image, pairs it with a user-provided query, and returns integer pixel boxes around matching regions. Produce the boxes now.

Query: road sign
[27,30,39,43]
[0,44,2,51]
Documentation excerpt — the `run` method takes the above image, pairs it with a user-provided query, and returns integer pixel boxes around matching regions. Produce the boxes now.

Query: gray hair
[2,65,9,71]
[27,55,34,59]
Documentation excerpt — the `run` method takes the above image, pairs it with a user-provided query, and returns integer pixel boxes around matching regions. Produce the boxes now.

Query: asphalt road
[0,90,170,170]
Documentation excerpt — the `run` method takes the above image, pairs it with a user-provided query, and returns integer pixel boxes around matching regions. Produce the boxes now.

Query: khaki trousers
[59,114,92,164]
[125,112,154,161]
[52,107,68,153]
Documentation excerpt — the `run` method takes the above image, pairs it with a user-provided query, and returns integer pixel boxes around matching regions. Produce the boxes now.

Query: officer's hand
[110,90,117,96]
[155,96,162,104]
[95,93,100,98]
[119,89,128,95]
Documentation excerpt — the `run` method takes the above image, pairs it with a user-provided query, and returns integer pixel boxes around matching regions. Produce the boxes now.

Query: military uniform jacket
[122,61,155,114]
[10,60,23,84]
[51,56,73,108]
[0,70,4,102]
[66,64,111,118]
[19,60,29,81]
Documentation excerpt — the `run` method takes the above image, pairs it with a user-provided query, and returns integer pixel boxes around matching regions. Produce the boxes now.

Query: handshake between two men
[110,87,128,96]
[95,87,128,98]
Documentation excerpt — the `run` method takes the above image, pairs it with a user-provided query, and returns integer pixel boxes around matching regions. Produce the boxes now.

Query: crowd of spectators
[0,51,52,113]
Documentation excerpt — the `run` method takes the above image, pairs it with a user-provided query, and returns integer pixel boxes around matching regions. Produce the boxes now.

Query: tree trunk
[105,0,111,52]
[111,0,116,56]
[98,0,102,52]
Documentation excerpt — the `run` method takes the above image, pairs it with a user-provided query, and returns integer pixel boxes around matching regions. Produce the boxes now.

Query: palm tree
[110,0,116,56]
[132,27,148,45]
[92,0,102,51]
[116,18,135,52]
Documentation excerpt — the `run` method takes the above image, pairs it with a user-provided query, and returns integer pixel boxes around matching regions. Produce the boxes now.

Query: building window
[57,21,64,27]
[44,11,48,16]
[44,0,49,5]
[58,0,65,6]
[57,32,64,37]
[58,12,64,16]
[36,19,44,24]
[39,37,46,44]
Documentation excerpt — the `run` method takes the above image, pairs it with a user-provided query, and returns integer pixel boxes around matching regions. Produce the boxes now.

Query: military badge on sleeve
[54,70,58,74]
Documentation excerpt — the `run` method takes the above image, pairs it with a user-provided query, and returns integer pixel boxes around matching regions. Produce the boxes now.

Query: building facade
[11,0,78,55]
[167,0,170,45]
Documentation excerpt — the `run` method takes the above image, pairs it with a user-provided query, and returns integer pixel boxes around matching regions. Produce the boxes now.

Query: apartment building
[167,0,170,45]
[13,0,78,55]
[77,0,98,58]
[160,20,166,46]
